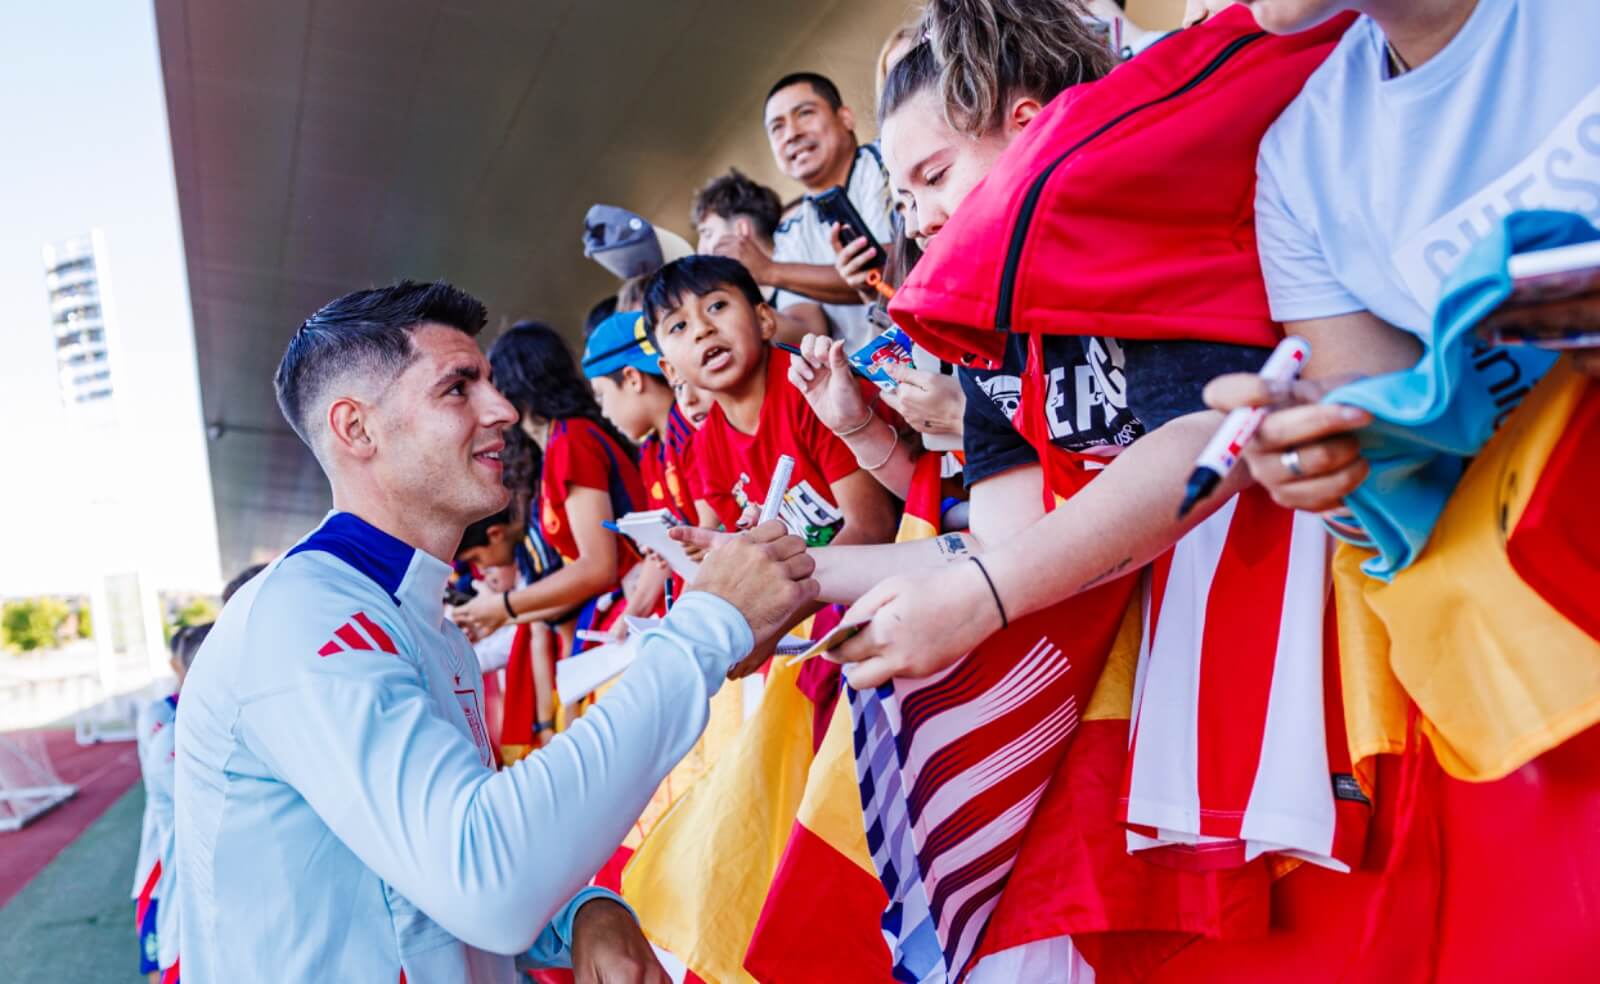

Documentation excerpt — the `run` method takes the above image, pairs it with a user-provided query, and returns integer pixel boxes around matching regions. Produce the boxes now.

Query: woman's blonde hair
[875,21,923,104]
[913,0,1115,135]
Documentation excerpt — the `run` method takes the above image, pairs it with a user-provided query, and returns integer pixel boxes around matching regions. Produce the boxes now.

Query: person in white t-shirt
[711,72,894,351]
[1203,0,1600,513]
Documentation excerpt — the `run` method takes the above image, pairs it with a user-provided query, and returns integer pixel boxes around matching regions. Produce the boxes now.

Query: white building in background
[43,235,115,407]
[42,232,167,735]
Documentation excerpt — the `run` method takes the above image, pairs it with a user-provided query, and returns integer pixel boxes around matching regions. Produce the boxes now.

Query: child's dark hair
[642,256,766,342]
[488,321,638,524]
[456,508,512,557]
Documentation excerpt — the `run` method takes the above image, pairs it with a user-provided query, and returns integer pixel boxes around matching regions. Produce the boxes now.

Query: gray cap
[582,204,694,280]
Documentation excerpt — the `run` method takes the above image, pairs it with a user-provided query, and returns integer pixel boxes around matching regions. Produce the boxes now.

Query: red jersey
[691,347,878,547]
[640,404,698,526]
[537,417,645,575]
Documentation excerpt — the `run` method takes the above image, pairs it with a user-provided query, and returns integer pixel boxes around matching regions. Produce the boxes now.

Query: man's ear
[622,366,647,394]
[1009,96,1044,132]
[658,356,681,384]
[734,216,755,240]
[326,396,377,461]
[486,524,507,545]
[838,105,857,135]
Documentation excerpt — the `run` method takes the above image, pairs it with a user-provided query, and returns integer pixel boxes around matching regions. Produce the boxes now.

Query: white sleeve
[472,622,518,674]
[137,704,176,804]
[1255,134,1366,323]
[238,590,751,956]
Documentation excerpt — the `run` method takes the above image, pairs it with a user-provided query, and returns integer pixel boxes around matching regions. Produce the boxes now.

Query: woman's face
[881,88,1018,243]
[1232,0,1351,34]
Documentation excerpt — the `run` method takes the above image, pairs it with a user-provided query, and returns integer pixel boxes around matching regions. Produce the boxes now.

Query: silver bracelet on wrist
[836,409,877,438]
[855,423,900,471]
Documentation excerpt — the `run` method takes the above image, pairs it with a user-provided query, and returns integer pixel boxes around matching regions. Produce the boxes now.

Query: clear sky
[0,3,220,596]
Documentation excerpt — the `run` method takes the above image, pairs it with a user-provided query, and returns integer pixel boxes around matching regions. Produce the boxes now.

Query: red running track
[0,729,141,908]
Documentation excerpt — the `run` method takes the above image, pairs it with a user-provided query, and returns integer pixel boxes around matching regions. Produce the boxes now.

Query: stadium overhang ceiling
[154,0,914,575]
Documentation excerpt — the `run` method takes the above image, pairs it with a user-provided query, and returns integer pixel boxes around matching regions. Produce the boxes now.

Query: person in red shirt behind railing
[452,321,645,739]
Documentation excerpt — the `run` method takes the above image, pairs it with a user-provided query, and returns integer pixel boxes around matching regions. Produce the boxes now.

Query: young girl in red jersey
[452,321,645,741]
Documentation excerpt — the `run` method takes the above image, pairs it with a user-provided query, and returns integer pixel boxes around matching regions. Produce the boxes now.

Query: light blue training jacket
[175,510,753,982]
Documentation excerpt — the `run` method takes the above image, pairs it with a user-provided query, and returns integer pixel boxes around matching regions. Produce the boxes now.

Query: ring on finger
[1280,448,1305,479]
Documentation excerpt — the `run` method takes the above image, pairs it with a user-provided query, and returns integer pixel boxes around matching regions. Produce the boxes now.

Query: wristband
[855,422,900,471]
[970,557,1008,630]
[836,408,876,437]
[502,591,517,620]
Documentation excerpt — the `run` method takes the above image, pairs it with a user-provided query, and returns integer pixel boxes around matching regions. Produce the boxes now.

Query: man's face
[366,324,517,530]
[764,83,855,189]
[590,369,658,442]
[652,287,774,395]
[457,523,517,570]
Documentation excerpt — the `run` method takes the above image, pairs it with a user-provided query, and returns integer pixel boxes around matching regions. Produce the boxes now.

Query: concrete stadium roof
[153,0,916,575]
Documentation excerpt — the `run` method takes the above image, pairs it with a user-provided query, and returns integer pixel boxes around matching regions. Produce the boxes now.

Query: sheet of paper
[556,636,641,702]
[616,510,701,581]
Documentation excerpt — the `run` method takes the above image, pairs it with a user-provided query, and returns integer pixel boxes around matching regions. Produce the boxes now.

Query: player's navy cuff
[553,886,634,949]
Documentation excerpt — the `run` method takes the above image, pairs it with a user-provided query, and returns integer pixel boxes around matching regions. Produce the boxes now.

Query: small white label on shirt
[454,689,494,768]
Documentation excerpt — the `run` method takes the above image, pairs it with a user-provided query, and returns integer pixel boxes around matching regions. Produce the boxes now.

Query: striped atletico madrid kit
[1121,487,1370,871]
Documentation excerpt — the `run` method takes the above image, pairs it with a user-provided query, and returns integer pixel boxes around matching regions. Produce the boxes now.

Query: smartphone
[810,187,886,272]
[444,585,476,607]
[1480,240,1600,348]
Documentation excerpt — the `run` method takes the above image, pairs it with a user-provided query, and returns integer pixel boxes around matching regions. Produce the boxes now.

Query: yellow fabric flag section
[793,693,875,872]
[622,655,816,984]
[623,681,747,849]
[1334,359,1600,781]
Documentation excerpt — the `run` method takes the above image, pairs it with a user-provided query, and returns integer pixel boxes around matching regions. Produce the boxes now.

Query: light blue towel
[1325,211,1600,581]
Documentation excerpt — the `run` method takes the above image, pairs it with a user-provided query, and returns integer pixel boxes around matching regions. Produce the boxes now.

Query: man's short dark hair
[766,72,844,111]
[456,508,512,557]
[274,280,486,449]
[221,562,268,604]
[691,169,784,242]
[173,621,213,672]
[642,256,765,342]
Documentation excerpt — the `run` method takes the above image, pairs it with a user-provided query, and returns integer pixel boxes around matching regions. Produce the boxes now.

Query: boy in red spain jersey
[643,255,899,550]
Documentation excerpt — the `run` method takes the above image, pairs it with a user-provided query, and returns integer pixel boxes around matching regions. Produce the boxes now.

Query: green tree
[167,596,220,642]
[76,602,92,639]
[1,597,72,653]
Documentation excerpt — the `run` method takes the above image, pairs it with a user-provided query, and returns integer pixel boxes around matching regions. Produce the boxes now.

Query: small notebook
[615,510,700,580]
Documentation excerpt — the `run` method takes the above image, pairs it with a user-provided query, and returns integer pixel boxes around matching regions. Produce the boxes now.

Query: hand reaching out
[786,331,875,436]
[881,365,965,438]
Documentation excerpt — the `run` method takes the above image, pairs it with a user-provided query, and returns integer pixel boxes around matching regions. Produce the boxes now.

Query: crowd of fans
[137,0,1600,980]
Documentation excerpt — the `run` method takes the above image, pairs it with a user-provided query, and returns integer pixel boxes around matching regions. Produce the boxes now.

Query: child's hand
[707,231,774,285]
[787,332,874,436]
[670,524,733,562]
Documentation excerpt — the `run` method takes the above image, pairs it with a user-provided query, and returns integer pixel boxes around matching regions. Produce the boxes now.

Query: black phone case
[812,187,886,271]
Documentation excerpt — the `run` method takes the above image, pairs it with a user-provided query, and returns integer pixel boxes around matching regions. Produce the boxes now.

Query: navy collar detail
[286,512,416,606]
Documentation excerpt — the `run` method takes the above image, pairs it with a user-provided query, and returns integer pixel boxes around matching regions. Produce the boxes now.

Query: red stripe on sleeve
[353,612,398,654]
[334,623,370,651]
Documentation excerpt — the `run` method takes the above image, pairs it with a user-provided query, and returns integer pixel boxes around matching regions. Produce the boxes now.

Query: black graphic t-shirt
[960,333,1269,487]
